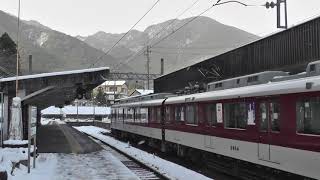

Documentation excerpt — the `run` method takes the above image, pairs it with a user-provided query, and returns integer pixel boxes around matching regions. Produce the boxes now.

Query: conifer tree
[0,33,17,55]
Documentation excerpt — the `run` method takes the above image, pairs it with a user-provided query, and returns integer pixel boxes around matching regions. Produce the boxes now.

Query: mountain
[0,9,258,75]
[79,16,259,74]
[0,10,120,74]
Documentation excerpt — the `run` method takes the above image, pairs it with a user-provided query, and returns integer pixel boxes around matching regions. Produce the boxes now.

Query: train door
[258,101,280,162]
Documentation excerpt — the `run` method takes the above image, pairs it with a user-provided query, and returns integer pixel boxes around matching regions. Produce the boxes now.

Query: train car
[111,68,320,179]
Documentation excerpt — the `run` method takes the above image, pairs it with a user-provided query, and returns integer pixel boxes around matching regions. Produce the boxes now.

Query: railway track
[89,137,166,180]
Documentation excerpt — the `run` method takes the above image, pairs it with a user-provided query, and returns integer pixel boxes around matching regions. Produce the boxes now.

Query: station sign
[29,106,37,137]
[216,103,223,123]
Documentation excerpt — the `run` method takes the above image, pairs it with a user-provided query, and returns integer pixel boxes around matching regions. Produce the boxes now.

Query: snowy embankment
[75,126,213,180]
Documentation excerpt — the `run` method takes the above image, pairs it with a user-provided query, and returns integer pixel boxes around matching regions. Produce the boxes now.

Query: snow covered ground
[1,148,141,180]
[54,150,139,180]
[75,126,213,180]
[0,147,55,180]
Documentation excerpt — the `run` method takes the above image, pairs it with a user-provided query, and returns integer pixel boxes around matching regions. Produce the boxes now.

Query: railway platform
[37,123,102,153]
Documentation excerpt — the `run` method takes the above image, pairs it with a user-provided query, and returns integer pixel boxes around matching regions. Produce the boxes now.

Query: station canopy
[0,67,109,109]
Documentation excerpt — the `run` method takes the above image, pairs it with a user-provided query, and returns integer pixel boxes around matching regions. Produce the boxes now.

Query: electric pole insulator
[265,2,270,8]
[265,1,276,8]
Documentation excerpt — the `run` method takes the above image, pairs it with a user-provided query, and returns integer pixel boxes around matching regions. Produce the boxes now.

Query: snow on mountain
[80,16,258,74]
[0,10,118,73]
[36,32,49,46]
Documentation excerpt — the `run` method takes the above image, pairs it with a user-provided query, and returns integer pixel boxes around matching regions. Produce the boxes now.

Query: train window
[175,106,185,122]
[186,105,198,125]
[205,104,217,126]
[150,108,157,123]
[135,108,140,123]
[270,102,280,132]
[224,102,247,129]
[247,76,258,83]
[165,106,172,123]
[296,98,320,135]
[259,101,280,132]
[215,83,222,88]
[259,103,268,131]
[156,107,161,123]
[140,108,148,123]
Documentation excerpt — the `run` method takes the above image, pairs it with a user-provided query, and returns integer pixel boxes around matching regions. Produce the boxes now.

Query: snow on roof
[41,105,111,115]
[101,80,126,86]
[134,89,154,95]
[0,67,109,82]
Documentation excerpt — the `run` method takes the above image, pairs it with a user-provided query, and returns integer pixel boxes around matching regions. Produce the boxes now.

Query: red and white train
[111,62,320,179]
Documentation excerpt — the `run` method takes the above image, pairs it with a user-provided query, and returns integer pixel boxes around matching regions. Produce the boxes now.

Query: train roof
[112,98,165,108]
[113,74,320,108]
[166,75,320,104]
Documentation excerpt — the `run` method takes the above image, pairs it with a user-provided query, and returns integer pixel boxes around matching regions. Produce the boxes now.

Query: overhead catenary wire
[89,0,161,68]
[110,0,261,72]
[150,0,262,48]
[111,0,207,72]
[144,0,202,47]
[114,0,223,72]
[150,0,222,48]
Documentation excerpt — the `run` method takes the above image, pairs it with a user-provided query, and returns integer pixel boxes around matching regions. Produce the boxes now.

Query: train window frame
[258,100,281,133]
[140,107,148,123]
[215,83,222,88]
[205,103,218,127]
[270,102,280,132]
[247,76,258,83]
[175,105,185,122]
[224,102,248,130]
[165,106,173,123]
[156,107,161,123]
[296,97,320,136]
[185,104,198,125]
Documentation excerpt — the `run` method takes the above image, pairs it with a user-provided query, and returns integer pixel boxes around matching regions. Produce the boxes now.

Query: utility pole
[28,55,32,74]
[160,58,164,75]
[15,0,21,97]
[144,46,151,89]
[265,0,288,29]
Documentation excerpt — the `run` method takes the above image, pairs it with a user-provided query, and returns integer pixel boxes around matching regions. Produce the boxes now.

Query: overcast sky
[1,0,320,37]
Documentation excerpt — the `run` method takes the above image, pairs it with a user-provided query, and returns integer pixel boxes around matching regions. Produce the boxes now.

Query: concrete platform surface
[37,123,102,153]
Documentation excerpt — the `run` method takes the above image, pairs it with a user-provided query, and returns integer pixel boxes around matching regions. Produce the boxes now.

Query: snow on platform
[1,148,140,180]
[75,126,213,180]
[54,150,140,180]
[0,147,47,180]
